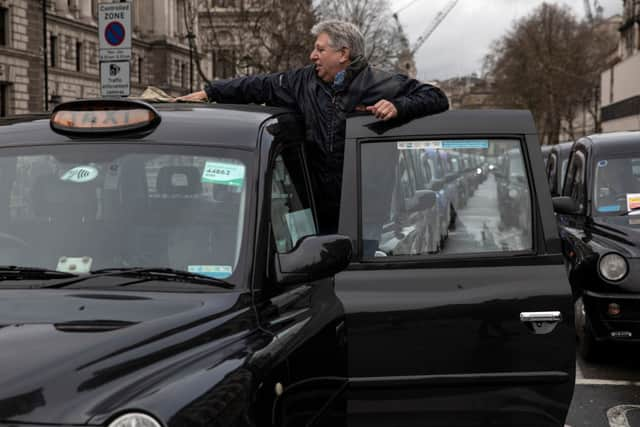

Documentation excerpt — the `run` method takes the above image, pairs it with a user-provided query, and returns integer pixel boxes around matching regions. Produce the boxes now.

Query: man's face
[310,32,349,83]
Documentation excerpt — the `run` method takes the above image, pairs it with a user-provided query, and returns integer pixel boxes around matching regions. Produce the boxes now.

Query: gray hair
[311,20,365,60]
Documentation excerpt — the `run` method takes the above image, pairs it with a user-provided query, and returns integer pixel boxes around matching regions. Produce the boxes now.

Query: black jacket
[204,63,449,230]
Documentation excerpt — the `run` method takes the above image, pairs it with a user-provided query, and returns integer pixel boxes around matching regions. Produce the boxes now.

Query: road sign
[100,61,130,97]
[98,2,131,61]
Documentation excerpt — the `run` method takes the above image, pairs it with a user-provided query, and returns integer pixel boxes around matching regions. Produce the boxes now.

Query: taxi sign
[50,99,161,138]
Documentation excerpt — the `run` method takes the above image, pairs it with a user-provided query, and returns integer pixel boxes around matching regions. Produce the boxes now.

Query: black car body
[0,101,574,427]
[545,142,573,197]
[553,131,640,360]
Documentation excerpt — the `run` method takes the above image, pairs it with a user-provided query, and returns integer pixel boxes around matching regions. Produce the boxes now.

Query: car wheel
[575,297,601,362]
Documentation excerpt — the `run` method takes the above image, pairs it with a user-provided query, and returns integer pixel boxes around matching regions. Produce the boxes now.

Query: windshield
[594,157,640,215]
[0,144,251,284]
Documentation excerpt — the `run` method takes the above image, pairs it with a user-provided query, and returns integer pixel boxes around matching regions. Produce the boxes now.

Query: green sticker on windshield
[202,161,245,187]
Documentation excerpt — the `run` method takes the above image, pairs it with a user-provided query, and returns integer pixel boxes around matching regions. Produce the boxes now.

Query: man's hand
[366,100,398,121]
[174,90,208,102]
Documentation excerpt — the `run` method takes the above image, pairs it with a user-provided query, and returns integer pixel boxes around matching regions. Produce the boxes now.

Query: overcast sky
[387,0,623,81]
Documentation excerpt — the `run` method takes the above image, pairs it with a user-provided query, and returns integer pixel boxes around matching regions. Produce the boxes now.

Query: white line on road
[577,378,640,386]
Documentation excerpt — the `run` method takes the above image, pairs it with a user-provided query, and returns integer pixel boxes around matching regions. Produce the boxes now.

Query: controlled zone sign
[98,2,131,61]
[100,61,130,97]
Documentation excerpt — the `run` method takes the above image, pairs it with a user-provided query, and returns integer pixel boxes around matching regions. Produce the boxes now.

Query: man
[177,20,449,233]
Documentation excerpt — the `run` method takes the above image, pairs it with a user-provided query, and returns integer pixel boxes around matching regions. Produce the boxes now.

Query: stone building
[0,0,209,116]
[600,0,640,131]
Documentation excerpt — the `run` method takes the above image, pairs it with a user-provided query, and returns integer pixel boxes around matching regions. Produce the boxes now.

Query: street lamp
[186,31,196,93]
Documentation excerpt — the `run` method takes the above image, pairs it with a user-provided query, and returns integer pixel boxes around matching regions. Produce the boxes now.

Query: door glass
[361,139,532,257]
[270,151,316,253]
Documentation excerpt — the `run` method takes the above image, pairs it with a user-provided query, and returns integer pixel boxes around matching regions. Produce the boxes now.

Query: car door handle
[520,311,562,334]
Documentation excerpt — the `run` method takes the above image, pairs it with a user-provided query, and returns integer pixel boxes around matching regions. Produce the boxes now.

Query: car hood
[589,216,640,256]
[0,288,248,424]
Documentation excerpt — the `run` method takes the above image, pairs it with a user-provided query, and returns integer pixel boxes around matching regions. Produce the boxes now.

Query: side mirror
[407,189,436,212]
[553,196,580,215]
[429,178,445,192]
[273,234,352,286]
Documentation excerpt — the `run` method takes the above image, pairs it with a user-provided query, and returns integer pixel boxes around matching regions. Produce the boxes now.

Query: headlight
[599,253,628,282]
[508,188,519,199]
[108,413,162,427]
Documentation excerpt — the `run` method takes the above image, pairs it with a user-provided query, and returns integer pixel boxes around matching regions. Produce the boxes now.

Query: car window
[563,150,586,211]
[270,148,316,253]
[546,153,557,193]
[594,157,640,214]
[0,144,249,281]
[361,139,532,258]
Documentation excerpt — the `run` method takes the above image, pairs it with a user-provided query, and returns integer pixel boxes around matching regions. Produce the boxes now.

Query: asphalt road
[567,346,640,427]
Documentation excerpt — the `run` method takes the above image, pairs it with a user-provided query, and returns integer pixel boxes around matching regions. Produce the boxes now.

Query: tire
[575,297,601,362]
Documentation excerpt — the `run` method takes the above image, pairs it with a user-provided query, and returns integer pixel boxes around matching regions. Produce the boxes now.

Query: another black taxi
[554,131,640,360]
[0,100,574,427]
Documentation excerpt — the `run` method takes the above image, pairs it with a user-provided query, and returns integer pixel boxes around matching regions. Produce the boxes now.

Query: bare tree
[316,0,404,70]
[484,3,616,145]
[181,0,316,85]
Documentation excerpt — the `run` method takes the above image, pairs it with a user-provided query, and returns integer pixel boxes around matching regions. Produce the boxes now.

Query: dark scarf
[330,56,368,93]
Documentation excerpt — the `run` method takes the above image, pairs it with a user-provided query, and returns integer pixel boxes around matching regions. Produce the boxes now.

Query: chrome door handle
[520,311,562,334]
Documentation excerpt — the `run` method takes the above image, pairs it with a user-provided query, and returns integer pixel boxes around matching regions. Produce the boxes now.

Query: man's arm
[202,69,308,110]
[390,77,449,121]
[176,68,307,109]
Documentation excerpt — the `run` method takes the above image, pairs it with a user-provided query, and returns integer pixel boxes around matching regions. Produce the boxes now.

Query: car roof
[581,131,640,158]
[0,103,294,149]
[550,141,573,157]
[346,109,537,139]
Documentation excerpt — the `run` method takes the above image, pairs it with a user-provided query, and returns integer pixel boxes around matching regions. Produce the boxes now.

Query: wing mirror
[273,234,352,286]
[552,196,580,215]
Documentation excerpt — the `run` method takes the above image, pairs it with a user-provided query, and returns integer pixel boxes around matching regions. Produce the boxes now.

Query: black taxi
[0,100,574,427]
[553,131,640,360]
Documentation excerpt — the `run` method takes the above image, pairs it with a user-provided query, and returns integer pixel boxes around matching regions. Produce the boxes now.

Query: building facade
[600,0,640,132]
[0,0,210,116]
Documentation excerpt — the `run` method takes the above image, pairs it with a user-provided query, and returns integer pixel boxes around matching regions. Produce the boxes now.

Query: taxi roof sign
[50,99,161,138]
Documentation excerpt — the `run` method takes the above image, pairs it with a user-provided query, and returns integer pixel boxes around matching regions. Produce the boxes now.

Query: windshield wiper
[0,265,77,280]
[90,267,235,289]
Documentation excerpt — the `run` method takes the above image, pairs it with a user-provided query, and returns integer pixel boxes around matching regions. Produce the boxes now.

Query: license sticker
[598,160,608,167]
[202,161,245,187]
[627,193,640,212]
[397,141,442,150]
[442,140,489,149]
[188,265,232,279]
[597,205,620,213]
[60,165,99,183]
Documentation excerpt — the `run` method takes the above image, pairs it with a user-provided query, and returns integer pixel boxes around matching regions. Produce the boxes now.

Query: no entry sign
[98,2,131,61]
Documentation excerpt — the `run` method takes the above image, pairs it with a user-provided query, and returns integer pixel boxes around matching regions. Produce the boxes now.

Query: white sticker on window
[104,163,120,190]
[397,141,442,150]
[60,165,99,183]
[202,161,245,187]
[285,208,316,246]
[627,193,640,212]
[188,265,232,279]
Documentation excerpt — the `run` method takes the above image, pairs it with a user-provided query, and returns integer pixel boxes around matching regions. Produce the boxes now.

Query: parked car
[0,101,574,427]
[553,131,640,360]
[495,148,532,231]
[541,144,552,167]
[545,141,573,197]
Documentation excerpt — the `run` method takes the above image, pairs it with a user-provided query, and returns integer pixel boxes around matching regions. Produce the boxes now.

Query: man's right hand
[174,90,208,102]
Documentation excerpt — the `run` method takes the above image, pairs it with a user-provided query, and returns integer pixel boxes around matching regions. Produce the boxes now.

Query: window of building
[50,35,58,68]
[0,8,8,47]
[212,49,236,79]
[75,41,83,72]
[212,0,234,7]
[360,139,533,257]
[0,83,8,117]
[138,57,143,84]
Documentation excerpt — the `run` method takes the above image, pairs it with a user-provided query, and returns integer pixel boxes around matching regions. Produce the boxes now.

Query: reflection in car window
[594,157,640,214]
[0,144,248,281]
[270,151,316,253]
[361,139,532,257]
